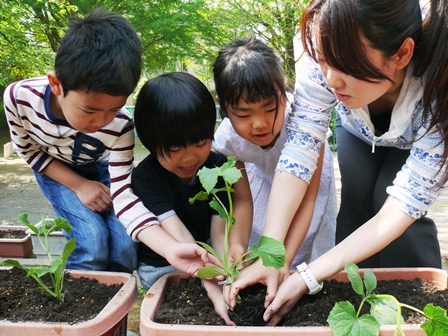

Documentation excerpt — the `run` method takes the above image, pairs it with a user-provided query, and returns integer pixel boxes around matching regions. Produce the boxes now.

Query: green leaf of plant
[421,304,448,336]
[197,266,226,278]
[32,266,53,278]
[221,167,242,185]
[189,191,209,204]
[363,269,377,293]
[328,301,380,336]
[209,199,228,221]
[0,259,26,269]
[345,263,365,296]
[197,166,221,193]
[370,298,403,325]
[251,236,285,269]
[220,156,236,171]
[53,217,72,234]
[17,213,39,234]
[196,241,223,265]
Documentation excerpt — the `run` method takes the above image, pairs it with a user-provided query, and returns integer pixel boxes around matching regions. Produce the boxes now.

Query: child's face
[157,139,212,183]
[48,73,127,133]
[56,90,127,133]
[225,95,285,149]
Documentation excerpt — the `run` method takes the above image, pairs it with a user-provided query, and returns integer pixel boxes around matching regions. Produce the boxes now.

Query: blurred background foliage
[0,0,310,128]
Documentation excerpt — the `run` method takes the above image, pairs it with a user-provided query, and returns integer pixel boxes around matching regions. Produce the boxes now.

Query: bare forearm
[263,170,308,242]
[42,159,87,191]
[284,145,324,266]
[310,197,415,281]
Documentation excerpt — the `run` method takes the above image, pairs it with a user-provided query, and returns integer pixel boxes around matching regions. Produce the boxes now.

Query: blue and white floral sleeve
[387,115,445,218]
[277,56,336,183]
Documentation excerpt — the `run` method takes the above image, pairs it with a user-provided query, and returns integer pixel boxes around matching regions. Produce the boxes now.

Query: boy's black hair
[55,9,141,97]
[213,37,286,120]
[134,72,216,158]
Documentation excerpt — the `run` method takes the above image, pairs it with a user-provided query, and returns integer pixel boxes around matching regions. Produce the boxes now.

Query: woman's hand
[263,272,307,326]
[223,258,280,310]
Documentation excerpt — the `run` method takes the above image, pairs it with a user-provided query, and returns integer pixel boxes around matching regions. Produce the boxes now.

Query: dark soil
[155,276,448,326]
[0,267,122,323]
[0,230,27,239]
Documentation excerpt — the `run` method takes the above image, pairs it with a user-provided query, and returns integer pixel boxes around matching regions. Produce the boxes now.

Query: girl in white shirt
[213,37,338,278]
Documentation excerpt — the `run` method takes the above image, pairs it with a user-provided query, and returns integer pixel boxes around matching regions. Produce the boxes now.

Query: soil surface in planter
[155,276,448,326]
[0,230,27,239]
[0,268,122,323]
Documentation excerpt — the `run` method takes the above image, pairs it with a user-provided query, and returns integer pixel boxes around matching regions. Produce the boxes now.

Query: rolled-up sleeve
[277,57,336,183]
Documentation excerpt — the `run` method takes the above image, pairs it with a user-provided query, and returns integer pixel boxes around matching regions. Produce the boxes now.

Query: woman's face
[225,94,286,149]
[315,37,405,109]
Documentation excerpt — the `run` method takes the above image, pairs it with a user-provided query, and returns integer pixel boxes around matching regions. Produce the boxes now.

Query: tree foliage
[0,0,310,91]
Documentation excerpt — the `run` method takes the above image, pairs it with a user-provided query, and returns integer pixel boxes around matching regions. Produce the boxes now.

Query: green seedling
[189,156,285,284]
[327,263,448,336]
[1,213,76,303]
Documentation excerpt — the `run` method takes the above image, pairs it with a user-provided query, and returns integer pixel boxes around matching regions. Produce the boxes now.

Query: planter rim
[0,225,31,243]
[140,267,447,336]
[0,267,137,335]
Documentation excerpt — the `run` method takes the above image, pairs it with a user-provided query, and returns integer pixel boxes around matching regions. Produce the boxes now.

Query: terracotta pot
[140,268,447,336]
[0,225,33,258]
[25,219,66,257]
[0,269,137,336]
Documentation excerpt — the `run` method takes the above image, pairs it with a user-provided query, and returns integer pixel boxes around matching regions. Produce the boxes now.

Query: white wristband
[296,262,323,295]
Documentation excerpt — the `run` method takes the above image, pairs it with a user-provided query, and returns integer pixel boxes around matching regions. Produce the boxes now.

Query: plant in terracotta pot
[140,267,448,336]
[328,263,448,336]
[0,213,137,336]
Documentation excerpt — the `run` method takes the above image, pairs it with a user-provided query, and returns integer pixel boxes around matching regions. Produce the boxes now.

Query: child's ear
[47,71,63,96]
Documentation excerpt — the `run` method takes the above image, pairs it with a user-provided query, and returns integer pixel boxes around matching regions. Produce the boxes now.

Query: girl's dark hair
[213,37,286,130]
[301,0,448,186]
[134,72,216,158]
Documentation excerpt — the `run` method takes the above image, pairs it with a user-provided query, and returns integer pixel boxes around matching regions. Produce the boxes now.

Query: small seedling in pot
[0,213,75,303]
[327,262,448,336]
[189,156,285,285]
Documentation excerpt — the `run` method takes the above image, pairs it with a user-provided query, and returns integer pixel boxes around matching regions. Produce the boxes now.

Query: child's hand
[166,243,223,277]
[202,279,236,326]
[75,180,112,212]
[228,243,248,270]
[278,264,292,283]
[223,258,280,310]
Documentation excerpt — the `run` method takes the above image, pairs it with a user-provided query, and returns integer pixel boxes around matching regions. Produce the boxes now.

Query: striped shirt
[4,76,159,239]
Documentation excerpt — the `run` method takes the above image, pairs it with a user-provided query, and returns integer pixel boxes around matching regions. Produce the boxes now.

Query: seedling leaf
[421,304,448,336]
[345,263,364,296]
[370,298,403,325]
[198,167,220,193]
[221,166,242,185]
[328,301,380,336]
[197,266,226,278]
[363,269,377,293]
[251,236,286,269]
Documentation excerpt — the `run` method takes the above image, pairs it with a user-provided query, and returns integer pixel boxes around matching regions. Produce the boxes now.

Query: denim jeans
[34,161,137,273]
[137,261,178,290]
